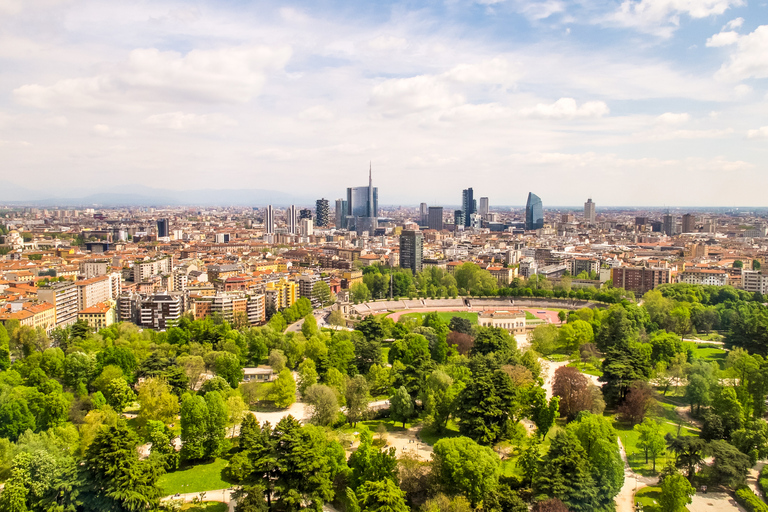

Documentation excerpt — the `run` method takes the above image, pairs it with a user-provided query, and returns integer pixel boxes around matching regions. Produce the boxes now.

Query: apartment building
[611,266,671,296]
[78,302,115,330]
[76,275,111,310]
[137,293,183,330]
[678,269,728,286]
[37,281,79,328]
[0,301,56,333]
[132,256,172,283]
[742,270,768,294]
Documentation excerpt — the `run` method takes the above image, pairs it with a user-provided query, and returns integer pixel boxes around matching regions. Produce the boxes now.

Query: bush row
[735,487,768,512]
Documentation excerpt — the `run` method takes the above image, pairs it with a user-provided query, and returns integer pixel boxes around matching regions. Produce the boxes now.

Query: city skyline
[0,1,767,206]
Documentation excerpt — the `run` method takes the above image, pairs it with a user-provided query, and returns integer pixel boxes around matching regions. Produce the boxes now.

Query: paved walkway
[161,489,235,512]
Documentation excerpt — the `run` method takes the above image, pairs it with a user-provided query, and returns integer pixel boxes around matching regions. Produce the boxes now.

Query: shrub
[734,487,768,512]
[759,466,768,500]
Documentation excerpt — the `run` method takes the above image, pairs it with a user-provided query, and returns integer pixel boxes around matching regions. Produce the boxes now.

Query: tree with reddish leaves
[532,498,570,512]
[447,331,473,355]
[551,366,593,421]
[617,380,658,425]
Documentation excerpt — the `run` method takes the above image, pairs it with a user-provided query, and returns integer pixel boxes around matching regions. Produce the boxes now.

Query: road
[285,308,330,333]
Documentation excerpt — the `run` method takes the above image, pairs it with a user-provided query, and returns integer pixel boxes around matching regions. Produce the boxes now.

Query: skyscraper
[428,207,443,231]
[584,198,596,224]
[335,199,347,229]
[156,218,169,238]
[400,230,423,275]
[299,208,312,220]
[316,198,330,227]
[420,203,428,225]
[265,205,274,234]
[454,210,464,227]
[682,213,695,233]
[479,197,489,217]
[287,205,298,235]
[663,213,674,236]
[525,193,544,230]
[346,165,378,233]
[462,188,475,227]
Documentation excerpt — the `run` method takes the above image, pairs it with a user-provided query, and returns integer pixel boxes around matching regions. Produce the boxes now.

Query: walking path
[161,489,235,512]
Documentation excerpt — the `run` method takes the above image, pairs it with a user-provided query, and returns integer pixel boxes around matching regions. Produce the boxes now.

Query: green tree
[345,375,371,426]
[635,418,666,471]
[297,358,319,396]
[304,384,339,426]
[180,395,208,461]
[328,310,346,327]
[389,386,414,428]
[734,260,744,269]
[709,439,751,489]
[348,430,398,489]
[312,281,333,307]
[355,479,409,512]
[568,413,624,509]
[455,363,515,445]
[269,369,296,409]
[136,377,179,429]
[215,352,244,389]
[302,314,318,339]
[658,473,694,512]
[0,323,11,371]
[423,369,462,433]
[665,435,706,481]
[351,283,372,304]
[104,378,136,413]
[431,436,500,507]
[535,430,600,512]
[0,398,36,442]
[82,423,163,512]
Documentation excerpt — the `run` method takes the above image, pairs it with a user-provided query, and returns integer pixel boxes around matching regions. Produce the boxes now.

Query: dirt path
[615,438,655,512]
[250,402,309,425]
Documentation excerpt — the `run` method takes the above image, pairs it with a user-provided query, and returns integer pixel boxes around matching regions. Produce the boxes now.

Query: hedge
[759,466,768,501]
[735,487,768,512]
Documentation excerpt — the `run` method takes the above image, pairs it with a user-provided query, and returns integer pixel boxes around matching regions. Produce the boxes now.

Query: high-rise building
[428,207,444,231]
[584,198,596,224]
[662,213,674,236]
[454,210,464,227]
[420,203,428,225]
[300,218,313,236]
[299,208,312,220]
[479,197,489,217]
[157,218,169,238]
[462,188,475,227]
[400,230,423,275]
[316,198,330,227]
[346,165,378,234]
[335,199,347,229]
[682,213,695,233]
[265,205,275,234]
[525,192,544,230]
[287,205,298,235]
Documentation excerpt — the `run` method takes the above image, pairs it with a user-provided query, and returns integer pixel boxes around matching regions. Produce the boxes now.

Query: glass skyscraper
[525,192,544,230]
[462,188,475,227]
[345,166,378,233]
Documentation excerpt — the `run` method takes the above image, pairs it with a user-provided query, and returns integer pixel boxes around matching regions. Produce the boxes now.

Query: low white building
[478,310,526,335]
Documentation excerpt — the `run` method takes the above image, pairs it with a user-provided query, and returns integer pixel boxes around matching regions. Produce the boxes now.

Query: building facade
[400,230,424,275]
[525,192,544,230]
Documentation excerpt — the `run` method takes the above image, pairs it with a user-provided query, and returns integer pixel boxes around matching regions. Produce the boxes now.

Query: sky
[0,0,767,207]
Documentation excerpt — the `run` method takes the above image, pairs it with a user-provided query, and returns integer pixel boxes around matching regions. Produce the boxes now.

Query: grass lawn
[690,344,728,369]
[635,486,663,512]
[568,361,603,377]
[158,458,232,495]
[614,414,698,477]
[181,503,228,512]
[419,420,461,446]
[524,311,537,320]
[398,311,478,324]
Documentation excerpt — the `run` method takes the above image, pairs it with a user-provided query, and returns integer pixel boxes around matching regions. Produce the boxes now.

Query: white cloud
[444,57,519,86]
[44,116,69,127]
[656,112,690,124]
[0,140,31,147]
[724,17,744,30]
[747,126,768,139]
[647,128,734,140]
[368,36,408,51]
[707,30,740,47]
[13,45,292,110]
[298,106,335,121]
[714,25,768,81]
[143,112,237,132]
[520,98,609,119]
[91,124,126,137]
[369,75,465,116]
[606,0,744,37]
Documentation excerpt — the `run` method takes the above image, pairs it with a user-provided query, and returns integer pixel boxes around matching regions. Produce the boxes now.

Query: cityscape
[1,1,768,512]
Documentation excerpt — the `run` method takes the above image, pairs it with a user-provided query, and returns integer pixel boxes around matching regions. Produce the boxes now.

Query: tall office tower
[479,197,489,217]
[454,210,464,227]
[316,198,330,227]
[662,212,674,236]
[287,205,298,234]
[335,199,347,229]
[428,207,444,231]
[346,165,378,234]
[400,230,424,275]
[420,203,428,225]
[265,205,275,234]
[682,213,695,234]
[584,198,596,224]
[299,208,312,220]
[156,218,169,238]
[300,218,314,236]
[462,188,475,227]
[525,192,544,230]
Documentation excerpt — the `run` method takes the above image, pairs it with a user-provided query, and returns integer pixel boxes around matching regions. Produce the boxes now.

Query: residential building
[80,260,108,278]
[611,266,671,296]
[454,210,464,227]
[567,258,600,277]
[315,198,330,227]
[400,230,423,275]
[742,270,768,294]
[265,279,297,310]
[76,275,111,310]
[38,281,78,328]
[519,257,538,279]
[137,293,183,330]
[78,302,115,330]
[487,266,517,285]
[299,208,312,221]
[679,269,728,286]
[479,197,489,217]
[132,257,172,283]
[525,192,544,230]
[584,198,596,224]
[462,188,476,227]
[214,233,230,243]
[0,302,56,333]
[300,218,313,236]
[478,310,526,335]
[296,273,322,299]
[428,207,444,231]
[287,205,298,235]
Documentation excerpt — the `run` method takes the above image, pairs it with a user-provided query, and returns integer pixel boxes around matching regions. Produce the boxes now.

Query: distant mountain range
[0,183,315,207]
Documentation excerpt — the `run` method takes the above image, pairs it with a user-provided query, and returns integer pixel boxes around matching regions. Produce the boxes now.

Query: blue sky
[0,0,766,206]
